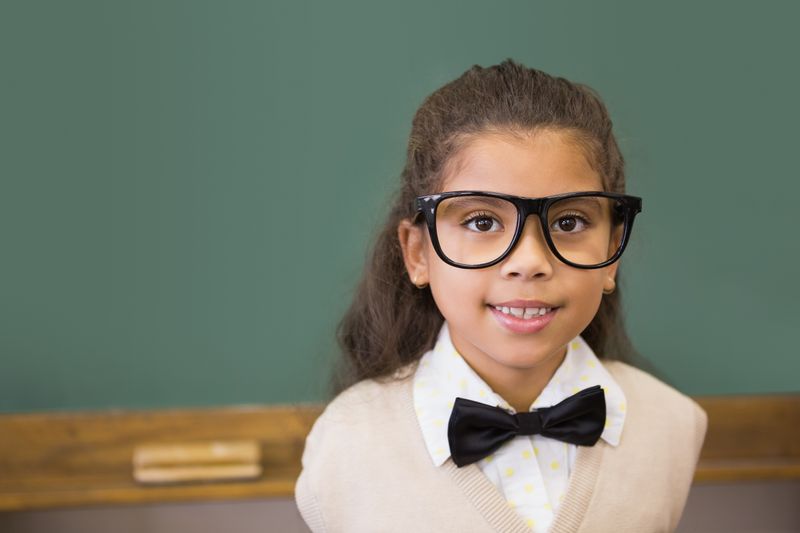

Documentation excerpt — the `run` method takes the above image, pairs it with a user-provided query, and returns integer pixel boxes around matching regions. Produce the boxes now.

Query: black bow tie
[447,385,606,467]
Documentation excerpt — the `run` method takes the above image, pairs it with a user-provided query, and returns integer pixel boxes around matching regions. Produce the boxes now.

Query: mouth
[486,304,560,334]
[486,304,560,320]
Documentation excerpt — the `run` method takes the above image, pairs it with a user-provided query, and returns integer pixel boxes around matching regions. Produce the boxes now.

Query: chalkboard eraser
[132,439,262,484]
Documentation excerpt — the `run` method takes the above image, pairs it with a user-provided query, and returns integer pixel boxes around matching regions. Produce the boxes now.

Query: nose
[498,214,555,279]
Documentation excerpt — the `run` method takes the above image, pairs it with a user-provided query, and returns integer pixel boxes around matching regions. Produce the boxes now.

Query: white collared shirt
[413,321,627,532]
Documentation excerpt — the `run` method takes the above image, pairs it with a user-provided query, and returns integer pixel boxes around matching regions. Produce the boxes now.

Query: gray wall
[2,481,800,532]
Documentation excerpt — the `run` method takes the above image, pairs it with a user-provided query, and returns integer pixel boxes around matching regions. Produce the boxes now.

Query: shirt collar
[412,321,627,467]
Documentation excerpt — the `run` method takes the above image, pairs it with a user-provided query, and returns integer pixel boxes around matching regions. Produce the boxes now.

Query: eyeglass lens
[434,195,625,267]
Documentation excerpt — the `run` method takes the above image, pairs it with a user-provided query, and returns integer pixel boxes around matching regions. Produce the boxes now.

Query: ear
[397,218,430,286]
[605,260,620,290]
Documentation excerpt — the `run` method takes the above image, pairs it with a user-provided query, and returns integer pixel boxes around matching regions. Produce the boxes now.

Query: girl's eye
[550,213,590,234]
[461,212,503,233]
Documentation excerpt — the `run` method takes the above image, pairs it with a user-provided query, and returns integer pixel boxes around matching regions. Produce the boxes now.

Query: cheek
[428,267,486,312]
[574,273,606,313]
[563,270,606,301]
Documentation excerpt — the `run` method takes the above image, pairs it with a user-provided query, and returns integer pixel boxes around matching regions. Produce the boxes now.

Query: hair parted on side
[329,58,659,402]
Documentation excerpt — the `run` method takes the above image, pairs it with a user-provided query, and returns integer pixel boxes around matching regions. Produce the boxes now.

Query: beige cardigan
[294,360,708,532]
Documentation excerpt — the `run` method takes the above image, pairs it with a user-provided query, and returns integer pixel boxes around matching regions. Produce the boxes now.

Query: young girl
[294,59,707,533]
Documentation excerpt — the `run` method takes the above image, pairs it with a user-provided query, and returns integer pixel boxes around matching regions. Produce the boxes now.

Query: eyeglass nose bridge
[513,197,552,230]
[515,196,548,218]
[504,197,555,260]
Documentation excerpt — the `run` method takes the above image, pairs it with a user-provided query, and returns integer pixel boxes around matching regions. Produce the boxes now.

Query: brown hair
[328,58,661,401]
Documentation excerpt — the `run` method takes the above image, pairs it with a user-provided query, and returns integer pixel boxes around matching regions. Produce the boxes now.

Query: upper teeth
[494,306,553,319]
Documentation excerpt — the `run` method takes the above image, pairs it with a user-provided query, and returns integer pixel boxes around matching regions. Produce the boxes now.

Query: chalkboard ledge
[0,404,321,512]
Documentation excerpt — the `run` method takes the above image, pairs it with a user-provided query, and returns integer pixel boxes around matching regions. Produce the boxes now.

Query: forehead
[439,130,603,197]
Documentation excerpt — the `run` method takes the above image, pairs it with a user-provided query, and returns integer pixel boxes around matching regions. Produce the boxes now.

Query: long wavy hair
[329,58,660,401]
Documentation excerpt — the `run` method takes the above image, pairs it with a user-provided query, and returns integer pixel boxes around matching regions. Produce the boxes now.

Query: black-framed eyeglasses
[412,190,642,269]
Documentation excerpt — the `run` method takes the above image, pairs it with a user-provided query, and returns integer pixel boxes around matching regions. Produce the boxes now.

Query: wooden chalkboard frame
[0,394,798,511]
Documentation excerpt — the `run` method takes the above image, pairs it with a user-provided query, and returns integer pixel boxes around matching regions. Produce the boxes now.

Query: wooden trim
[0,394,798,511]
[0,404,321,512]
[692,393,800,483]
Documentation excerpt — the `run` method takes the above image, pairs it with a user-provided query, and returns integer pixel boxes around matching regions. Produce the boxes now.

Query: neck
[460,345,568,413]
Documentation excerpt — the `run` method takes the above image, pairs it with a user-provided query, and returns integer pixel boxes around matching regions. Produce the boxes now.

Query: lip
[490,299,559,309]
[487,304,559,334]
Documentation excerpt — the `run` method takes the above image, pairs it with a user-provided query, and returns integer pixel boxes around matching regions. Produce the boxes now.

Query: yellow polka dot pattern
[412,321,628,533]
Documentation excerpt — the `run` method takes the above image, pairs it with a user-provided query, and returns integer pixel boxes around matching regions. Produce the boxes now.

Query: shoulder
[603,360,708,454]
[603,359,707,422]
[298,362,418,465]
[294,365,418,530]
[588,360,708,530]
[318,363,417,428]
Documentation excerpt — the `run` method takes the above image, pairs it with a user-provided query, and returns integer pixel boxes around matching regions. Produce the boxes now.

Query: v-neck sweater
[412,323,628,530]
[294,359,707,532]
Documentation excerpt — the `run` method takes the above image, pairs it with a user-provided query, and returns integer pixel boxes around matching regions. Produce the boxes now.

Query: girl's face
[398,129,619,385]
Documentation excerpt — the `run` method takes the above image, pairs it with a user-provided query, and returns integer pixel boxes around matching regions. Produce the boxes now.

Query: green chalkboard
[2,1,798,412]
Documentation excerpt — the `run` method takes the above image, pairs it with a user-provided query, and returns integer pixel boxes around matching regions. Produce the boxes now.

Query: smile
[487,304,559,334]
[491,305,555,320]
